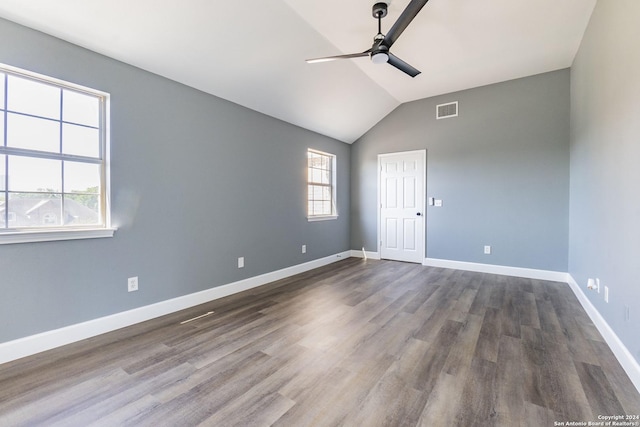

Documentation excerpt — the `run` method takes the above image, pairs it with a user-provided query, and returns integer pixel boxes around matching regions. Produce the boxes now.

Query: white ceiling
[0,0,596,143]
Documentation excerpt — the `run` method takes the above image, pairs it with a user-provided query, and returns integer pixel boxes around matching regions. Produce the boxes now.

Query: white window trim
[307,148,338,222]
[0,62,114,244]
[307,214,338,222]
[0,227,116,245]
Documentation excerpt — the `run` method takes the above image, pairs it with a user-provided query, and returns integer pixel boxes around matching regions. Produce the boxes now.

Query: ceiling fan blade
[383,0,430,49]
[387,53,421,77]
[306,50,371,64]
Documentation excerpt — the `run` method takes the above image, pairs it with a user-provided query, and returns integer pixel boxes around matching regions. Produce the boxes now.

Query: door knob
[416,212,422,216]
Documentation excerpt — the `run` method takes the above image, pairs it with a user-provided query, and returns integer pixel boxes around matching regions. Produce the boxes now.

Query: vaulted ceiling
[0,0,596,143]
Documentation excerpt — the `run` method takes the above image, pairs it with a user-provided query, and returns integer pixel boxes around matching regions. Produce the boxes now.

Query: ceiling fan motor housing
[371,44,390,64]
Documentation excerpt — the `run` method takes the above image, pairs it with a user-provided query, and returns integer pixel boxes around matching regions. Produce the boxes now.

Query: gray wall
[351,70,570,271]
[569,1,640,362]
[0,18,350,343]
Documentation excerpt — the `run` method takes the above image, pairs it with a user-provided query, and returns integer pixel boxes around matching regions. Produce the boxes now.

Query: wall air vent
[436,101,458,119]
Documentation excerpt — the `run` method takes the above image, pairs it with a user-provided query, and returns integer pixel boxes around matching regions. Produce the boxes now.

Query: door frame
[377,149,426,262]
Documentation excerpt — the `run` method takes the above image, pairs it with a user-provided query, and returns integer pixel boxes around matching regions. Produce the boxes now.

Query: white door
[379,150,425,263]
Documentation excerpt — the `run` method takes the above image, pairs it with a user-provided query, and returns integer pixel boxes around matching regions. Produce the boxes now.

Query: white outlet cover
[484,246,491,254]
[238,257,244,268]
[128,276,138,292]
[604,286,609,303]
[435,199,443,207]
[302,245,306,254]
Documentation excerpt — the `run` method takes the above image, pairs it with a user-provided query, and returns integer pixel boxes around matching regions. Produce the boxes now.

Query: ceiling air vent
[436,101,458,120]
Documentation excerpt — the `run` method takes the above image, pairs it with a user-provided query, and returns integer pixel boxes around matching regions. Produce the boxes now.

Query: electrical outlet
[302,245,306,254]
[434,199,443,207]
[604,286,609,303]
[484,245,491,255]
[128,276,138,292]
[238,257,244,268]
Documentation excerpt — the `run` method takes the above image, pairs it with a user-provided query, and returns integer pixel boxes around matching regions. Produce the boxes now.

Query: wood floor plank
[589,339,640,414]
[442,312,483,376]
[523,401,556,427]
[411,320,464,393]
[1,259,638,426]
[519,289,541,329]
[574,360,626,418]
[474,307,501,363]
[418,371,465,426]
[493,335,524,425]
[455,357,498,426]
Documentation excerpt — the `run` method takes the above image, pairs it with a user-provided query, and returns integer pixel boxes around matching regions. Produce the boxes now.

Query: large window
[307,149,337,220]
[0,63,112,243]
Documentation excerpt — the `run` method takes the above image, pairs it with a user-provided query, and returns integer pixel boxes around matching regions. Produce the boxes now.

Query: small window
[307,149,337,220]
[0,63,113,243]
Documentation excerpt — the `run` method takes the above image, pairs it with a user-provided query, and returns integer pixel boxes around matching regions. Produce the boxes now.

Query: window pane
[321,155,330,169]
[311,168,323,184]
[308,154,320,168]
[64,162,100,193]
[63,193,100,226]
[8,156,62,192]
[8,192,62,227]
[7,113,60,153]
[312,185,323,200]
[0,112,4,146]
[321,169,330,185]
[0,154,5,191]
[313,201,325,215]
[309,185,328,201]
[62,123,100,158]
[0,192,5,228]
[7,75,60,119]
[63,90,99,127]
[322,186,332,201]
[0,73,5,110]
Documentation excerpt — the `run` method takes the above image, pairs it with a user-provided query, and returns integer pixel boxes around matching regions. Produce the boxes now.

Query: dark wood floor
[1,258,639,426]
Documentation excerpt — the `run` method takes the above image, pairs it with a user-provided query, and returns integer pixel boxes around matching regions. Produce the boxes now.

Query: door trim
[377,149,426,262]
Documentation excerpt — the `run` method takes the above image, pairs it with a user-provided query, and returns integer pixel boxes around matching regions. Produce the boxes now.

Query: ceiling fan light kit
[371,51,389,64]
[306,0,429,77]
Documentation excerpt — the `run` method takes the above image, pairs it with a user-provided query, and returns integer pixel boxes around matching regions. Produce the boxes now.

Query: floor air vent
[436,101,458,119]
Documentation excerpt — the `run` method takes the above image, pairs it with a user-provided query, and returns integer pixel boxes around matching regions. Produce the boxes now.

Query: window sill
[307,215,338,222]
[0,228,117,245]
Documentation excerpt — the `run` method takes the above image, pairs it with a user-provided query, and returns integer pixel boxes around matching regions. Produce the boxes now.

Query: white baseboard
[350,249,381,260]
[566,275,640,393]
[0,251,351,365]
[423,257,568,282]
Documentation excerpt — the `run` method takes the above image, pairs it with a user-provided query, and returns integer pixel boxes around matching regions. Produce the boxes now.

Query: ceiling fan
[306,0,430,78]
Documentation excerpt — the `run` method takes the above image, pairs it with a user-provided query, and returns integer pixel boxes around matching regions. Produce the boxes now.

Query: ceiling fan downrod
[371,2,389,63]
[373,2,388,40]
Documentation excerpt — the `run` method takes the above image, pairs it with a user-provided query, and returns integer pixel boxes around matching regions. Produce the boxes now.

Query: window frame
[307,148,338,222]
[0,63,114,244]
